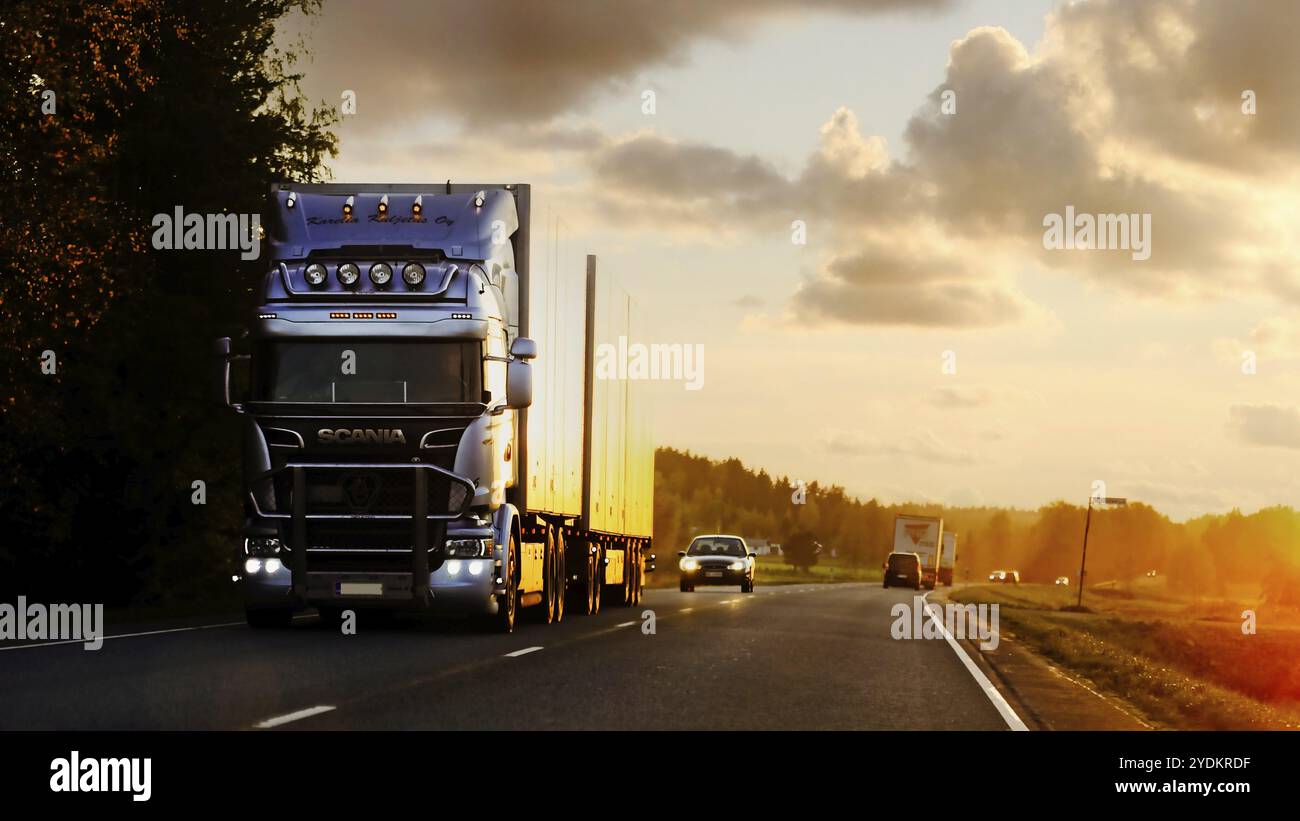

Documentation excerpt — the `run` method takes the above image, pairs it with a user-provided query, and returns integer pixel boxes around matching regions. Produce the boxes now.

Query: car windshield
[687,538,745,557]
[253,340,482,404]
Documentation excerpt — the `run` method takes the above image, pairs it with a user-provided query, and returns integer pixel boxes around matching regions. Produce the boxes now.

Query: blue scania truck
[215,183,654,632]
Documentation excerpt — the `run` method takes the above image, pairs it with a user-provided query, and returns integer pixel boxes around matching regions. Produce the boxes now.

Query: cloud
[583,6,1300,327]
[1213,317,1300,364]
[290,0,950,127]
[927,385,994,409]
[1227,404,1300,450]
[822,428,979,465]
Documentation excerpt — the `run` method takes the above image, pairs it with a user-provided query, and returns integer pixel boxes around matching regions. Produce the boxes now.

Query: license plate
[705,571,723,578]
[337,582,383,596]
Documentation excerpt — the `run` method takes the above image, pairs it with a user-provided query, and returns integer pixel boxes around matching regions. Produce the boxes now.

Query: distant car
[1054,576,1070,586]
[679,535,756,593]
[883,552,922,590]
[988,570,1020,584]
[1146,570,1158,578]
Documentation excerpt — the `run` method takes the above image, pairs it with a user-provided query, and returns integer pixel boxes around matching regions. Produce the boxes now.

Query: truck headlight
[244,537,281,557]
[369,262,393,286]
[304,263,328,286]
[337,263,360,287]
[446,537,492,558]
[244,558,263,575]
[402,262,426,286]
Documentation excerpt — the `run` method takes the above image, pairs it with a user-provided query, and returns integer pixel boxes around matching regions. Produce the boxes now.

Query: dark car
[882,552,922,590]
[679,535,756,593]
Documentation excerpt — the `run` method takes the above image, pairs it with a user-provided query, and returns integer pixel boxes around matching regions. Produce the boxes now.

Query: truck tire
[246,607,293,629]
[493,533,519,633]
[553,529,566,623]
[536,529,556,625]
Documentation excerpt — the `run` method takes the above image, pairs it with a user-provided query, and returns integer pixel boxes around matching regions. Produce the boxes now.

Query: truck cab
[218,185,535,628]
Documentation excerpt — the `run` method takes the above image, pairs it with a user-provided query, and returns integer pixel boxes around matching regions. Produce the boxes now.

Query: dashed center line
[255,705,335,729]
[679,607,694,613]
[616,621,636,627]
[504,646,544,658]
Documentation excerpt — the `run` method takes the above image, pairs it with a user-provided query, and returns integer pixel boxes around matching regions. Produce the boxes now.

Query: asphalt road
[0,583,1011,730]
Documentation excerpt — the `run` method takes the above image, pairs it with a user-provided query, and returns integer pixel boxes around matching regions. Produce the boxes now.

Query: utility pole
[1078,495,1126,608]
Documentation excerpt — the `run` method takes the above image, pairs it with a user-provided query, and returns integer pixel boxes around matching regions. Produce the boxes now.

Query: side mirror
[747,551,757,558]
[506,359,533,409]
[510,336,538,360]
[214,337,233,408]
[646,554,656,574]
[677,551,686,558]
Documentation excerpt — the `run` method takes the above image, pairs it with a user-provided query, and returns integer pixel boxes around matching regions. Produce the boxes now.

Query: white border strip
[923,593,1028,731]
[504,646,543,658]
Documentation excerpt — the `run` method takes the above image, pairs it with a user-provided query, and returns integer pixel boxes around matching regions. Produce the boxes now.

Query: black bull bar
[248,462,476,603]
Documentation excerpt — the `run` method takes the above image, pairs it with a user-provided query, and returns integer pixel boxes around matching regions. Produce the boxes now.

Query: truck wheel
[246,607,293,629]
[494,533,519,633]
[553,529,566,623]
[537,530,556,625]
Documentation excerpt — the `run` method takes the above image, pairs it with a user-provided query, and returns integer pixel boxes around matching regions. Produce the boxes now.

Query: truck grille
[268,465,471,517]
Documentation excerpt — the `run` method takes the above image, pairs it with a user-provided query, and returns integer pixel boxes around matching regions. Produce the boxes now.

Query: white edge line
[255,705,336,729]
[922,592,1029,732]
[504,645,544,658]
[0,620,246,652]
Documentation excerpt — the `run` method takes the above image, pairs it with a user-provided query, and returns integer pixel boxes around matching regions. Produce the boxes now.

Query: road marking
[504,646,543,658]
[678,607,694,613]
[615,621,636,627]
[922,593,1028,732]
[255,705,336,729]
[718,599,736,604]
[0,620,246,652]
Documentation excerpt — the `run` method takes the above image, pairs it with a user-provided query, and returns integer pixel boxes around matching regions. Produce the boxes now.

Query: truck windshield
[253,340,482,404]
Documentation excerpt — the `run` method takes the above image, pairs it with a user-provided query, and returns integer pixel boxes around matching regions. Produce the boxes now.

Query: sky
[283,0,1300,520]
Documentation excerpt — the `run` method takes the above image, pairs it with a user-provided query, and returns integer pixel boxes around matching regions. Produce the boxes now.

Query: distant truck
[216,183,654,632]
[892,514,944,590]
[938,531,956,586]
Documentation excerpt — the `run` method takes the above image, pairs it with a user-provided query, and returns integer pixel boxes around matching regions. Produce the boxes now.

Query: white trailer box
[893,514,944,590]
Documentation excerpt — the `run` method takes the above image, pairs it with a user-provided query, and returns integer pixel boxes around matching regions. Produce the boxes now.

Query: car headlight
[681,558,698,571]
[729,560,745,570]
[446,537,492,558]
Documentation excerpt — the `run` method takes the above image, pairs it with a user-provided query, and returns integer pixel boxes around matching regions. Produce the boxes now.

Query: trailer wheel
[591,546,602,615]
[493,533,519,633]
[553,528,566,624]
[536,530,556,625]
[246,607,293,629]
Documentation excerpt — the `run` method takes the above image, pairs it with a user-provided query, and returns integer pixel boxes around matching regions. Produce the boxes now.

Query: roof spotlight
[337,262,360,287]
[369,262,393,287]
[378,194,389,218]
[285,192,296,209]
[343,195,354,219]
[473,190,486,208]
[403,262,426,287]
[304,263,327,286]
[412,195,423,218]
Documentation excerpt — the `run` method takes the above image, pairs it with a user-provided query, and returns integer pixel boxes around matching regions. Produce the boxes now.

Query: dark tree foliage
[0,0,337,605]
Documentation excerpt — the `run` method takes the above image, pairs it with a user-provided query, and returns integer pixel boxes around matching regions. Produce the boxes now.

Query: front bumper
[681,566,752,585]
[242,556,499,615]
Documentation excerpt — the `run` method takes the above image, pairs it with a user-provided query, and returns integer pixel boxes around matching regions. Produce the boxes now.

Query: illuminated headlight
[402,262,426,286]
[244,558,263,575]
[304,263,328,286]
[681,558,699,571]
[729,561,745,571]
[244,537,281,557]
[265,558,283,574]
[337,262,360,287]
[468,560,484,576]
[447,560,462,576]
[369,262,393,287]
[446,537,492,558]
